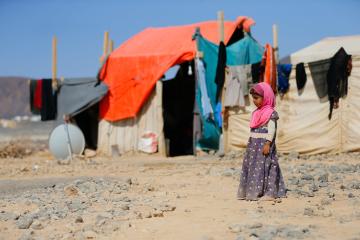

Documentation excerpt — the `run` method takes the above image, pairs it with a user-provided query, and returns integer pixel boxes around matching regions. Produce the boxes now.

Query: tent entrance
[162,62,195,156]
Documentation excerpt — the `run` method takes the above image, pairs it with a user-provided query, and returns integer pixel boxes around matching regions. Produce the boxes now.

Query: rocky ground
[0,142,360,239]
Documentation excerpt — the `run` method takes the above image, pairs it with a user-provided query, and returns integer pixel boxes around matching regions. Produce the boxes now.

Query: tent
[228,35,360,154]
[97,16,259,156]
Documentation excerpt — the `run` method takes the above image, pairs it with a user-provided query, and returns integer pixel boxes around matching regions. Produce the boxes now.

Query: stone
[304,207,315,216]
[82,230,97,239]
[348,193,355,198]
[319,182,329,188]
[289,151,299,159]
[16,215,34,229]
[348,181,360,190]
[228,224,242,233]
[75,216,84,223]
[31,220,44,230]
[321,210,332,218]
[309,183,319,192]
[152,210,164,217]
[64,185,80,197]
[144,212,152,218]
[301,174,314,181]
[249,223,263,229]
[0,211,16,221]
[318,173,329,182]
[18,230,35,240]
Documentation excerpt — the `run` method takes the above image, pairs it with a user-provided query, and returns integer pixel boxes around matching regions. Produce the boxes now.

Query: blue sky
[0,0,359,78]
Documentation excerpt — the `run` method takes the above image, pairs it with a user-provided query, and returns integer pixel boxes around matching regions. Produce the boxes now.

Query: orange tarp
[99,16,255,121]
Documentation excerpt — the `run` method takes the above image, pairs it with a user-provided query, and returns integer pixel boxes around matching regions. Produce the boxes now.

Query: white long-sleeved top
[265,119,276,142]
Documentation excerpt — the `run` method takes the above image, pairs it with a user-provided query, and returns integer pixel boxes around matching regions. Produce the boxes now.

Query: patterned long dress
[237,111,286,200]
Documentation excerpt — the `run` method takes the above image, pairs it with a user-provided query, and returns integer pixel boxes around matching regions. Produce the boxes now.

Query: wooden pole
[272,24,279,64]
[100,31,109,64]
[217,11,225,43]
[52,36,57,90]
[109,39,114,53]
[218,11,228,154]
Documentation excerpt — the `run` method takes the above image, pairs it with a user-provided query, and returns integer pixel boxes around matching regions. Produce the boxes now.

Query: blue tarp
[195,34,264,150]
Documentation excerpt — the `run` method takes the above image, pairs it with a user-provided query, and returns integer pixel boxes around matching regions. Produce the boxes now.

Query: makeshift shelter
[56,77,108,151]
[97,17,258,156]
[228,35,360,154]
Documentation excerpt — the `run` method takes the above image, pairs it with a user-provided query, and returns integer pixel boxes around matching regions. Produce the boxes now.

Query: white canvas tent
[227,35,360,154]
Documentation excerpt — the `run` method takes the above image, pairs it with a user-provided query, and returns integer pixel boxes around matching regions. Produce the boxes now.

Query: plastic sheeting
[227,56,360,154]
[99,17,255,121]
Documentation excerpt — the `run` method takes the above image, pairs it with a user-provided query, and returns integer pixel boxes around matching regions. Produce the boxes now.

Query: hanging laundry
[41,79,57,121]
[295,62,307,95]
[214,102,222,128]
[251,62,262,83]
[261,44,277,93]
[33,79,43,110]
[277,64,292,95]
[195,58,213,119]
[224,65,252,107]
[29,79,41,114]
[327,47,352,120]
[214,41,227,102]
[308,58,331,102]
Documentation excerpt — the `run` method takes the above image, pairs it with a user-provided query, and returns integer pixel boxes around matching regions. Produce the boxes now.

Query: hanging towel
[277,64,292,95]
[215,41,227,102]
[295,63,307,95]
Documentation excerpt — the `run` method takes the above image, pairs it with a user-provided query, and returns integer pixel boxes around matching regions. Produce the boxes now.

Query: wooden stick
[100,31,109,64]
[217,11,225,43]
[109,39,114,53]
[103,31,109,56]
[52,36,57,90]
[218,11,228,153]
[272,24,279,64]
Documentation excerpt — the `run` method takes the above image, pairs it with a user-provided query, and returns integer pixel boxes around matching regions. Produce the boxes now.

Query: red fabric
[99,16,255,121]
[261,44,277,93]
[34,79,43,109]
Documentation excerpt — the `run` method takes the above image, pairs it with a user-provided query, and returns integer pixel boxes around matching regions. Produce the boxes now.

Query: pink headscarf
[250,82,275,128]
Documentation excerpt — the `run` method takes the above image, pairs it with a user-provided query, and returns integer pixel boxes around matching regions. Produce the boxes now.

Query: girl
[237,82,286,201]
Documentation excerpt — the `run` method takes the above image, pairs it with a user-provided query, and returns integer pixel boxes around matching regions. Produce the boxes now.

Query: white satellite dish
[49,123,85,160]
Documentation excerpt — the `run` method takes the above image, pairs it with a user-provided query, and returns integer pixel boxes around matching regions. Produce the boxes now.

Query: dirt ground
[0,141,360,240]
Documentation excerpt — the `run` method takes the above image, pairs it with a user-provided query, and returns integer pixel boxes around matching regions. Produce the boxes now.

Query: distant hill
[0,76,32,119]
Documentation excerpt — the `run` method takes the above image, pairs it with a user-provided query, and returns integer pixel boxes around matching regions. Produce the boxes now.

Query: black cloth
[251,62,262,83]
[29,79,40,115]
[215,41,227,102]
[308,58,331,102]
[41,79,57,121]
[74,104,99,150]
[327,47,351,119]
[295,62,307,95]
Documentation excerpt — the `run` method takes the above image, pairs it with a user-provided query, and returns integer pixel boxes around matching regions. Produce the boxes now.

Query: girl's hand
[263,141,271,156]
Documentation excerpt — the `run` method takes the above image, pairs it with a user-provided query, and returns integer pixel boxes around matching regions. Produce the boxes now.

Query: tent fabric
[99,17,255,121]
[281,35,360,64]
[227,55,360,154]
[57,77,108,120]
[194,34,263,150]
[97,81,165,156]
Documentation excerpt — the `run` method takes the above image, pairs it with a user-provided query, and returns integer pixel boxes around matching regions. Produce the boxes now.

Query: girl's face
[252,94,263,108]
